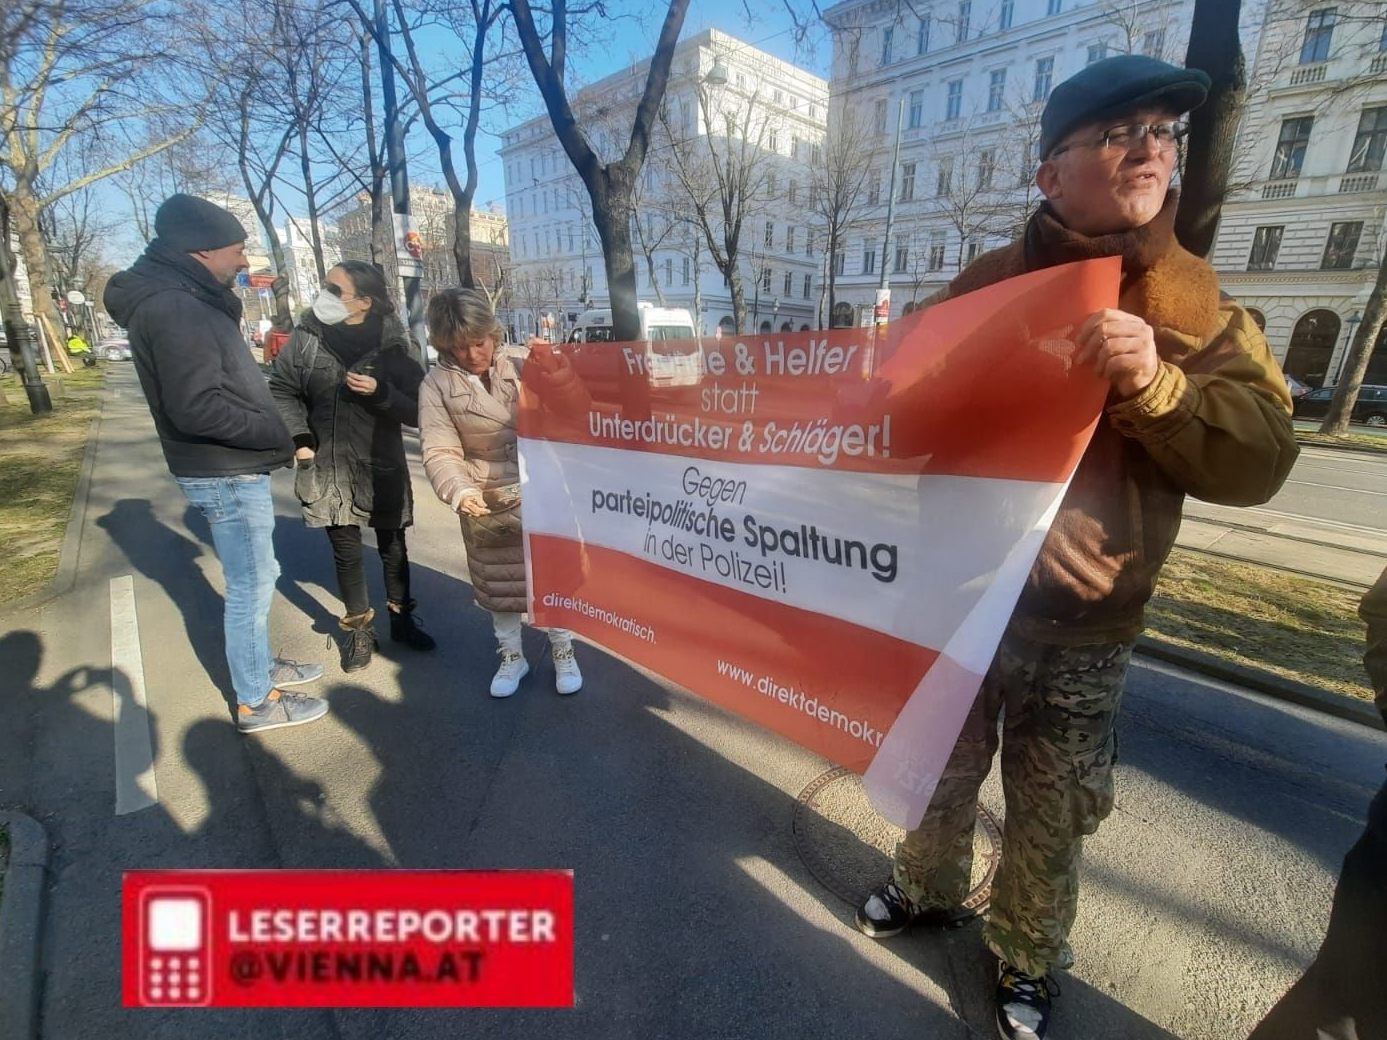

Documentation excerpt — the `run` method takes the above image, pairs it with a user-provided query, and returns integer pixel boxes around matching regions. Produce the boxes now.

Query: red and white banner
[520,259,1120,828]
[122,870,573,1008]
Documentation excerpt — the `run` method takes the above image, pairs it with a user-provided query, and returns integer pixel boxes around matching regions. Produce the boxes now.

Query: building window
[1271,116,1314,179]
[803,273,812,298]
[1322,221,1362,269]
[966,238,983,262]
[681,99,692,131]
[869,170,881,206]
[1034,57,1053,102]
[1087,42,1109,64]
[774,89,783,104]
[789,180,798,205]
[1046,0,1061,14]
[764,221,774,249]
[946,79,963,121]
[909,89,924,129]
[917,14,930,54]
[665,258,673,286]
[988,69,1006,112]
[767,172,777,196]
[881,26,894,65]
[1000,0,1014,30]
[957,1,971,43]
[791,135,800,159]
[769,129,778,152]
[863,245,877,275]
[812,143,822,164]
[900,161,916,201]
[894,239,909,273]
[806,230,815,257]
[1347,106,1387,173]
[937,156,954,196]
[874,98,888,132]
[784,271,793,294]
[786,226,796,251]
[929,231,946,270]
[1247,226,1284,271]
[762,267,773,291]
[682,256,691,285]
[568,228,575,252]
[1142,29,1165,57]
[977,148,995,189]
[1300,7,1336,65]
[834,251,846,276]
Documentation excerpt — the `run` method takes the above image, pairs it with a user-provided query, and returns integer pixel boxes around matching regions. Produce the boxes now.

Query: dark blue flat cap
[1041,55,1210,159]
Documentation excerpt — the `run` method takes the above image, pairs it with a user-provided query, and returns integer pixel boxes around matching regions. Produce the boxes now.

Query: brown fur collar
[947,194,1222,340]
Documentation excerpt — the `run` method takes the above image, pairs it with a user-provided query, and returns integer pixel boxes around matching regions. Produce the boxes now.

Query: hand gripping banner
[519,258,1120,828]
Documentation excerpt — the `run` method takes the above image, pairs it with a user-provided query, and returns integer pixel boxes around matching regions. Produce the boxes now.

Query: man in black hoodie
[105,194,327,734]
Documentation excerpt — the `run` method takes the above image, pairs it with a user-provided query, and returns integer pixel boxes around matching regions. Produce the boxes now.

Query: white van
[568,302,702,387]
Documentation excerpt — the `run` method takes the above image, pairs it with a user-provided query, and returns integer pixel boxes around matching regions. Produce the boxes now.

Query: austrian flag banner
[520,258,1121,828]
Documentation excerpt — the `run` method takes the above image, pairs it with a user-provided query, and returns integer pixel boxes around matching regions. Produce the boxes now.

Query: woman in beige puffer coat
[418,287,582,698]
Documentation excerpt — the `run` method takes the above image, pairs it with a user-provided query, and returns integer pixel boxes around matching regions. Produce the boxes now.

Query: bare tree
[1,0,203,346]
[810,97,878,327]
[508,0,691,341]
[659,74,782,333]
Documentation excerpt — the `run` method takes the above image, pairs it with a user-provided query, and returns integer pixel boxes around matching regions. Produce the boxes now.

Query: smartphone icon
[140,889,212,1006]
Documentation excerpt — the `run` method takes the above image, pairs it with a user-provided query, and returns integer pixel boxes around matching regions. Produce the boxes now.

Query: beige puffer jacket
[418,355,526,613]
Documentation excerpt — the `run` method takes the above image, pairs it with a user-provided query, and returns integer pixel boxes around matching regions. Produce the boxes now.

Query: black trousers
[1249,767,1387,1040]
[324,525,410,616]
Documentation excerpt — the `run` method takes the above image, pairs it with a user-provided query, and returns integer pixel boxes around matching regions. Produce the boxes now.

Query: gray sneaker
[237,689,329,734]
[270,658,324,687]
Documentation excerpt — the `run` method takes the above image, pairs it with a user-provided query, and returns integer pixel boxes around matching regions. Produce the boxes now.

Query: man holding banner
[851,56,1298,1038]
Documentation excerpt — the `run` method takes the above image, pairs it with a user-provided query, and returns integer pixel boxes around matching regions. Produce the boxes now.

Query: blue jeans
[175,474,278,708]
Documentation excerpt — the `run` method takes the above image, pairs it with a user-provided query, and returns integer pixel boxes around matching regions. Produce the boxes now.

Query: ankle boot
[339,608,377,672]
[388,600,436,651]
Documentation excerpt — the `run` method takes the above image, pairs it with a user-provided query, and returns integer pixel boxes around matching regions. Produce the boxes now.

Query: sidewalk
[1,368,1384,1040]
[1178,499,1386,588]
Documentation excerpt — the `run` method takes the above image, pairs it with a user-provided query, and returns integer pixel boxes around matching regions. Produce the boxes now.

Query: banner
[520,259,1120,828]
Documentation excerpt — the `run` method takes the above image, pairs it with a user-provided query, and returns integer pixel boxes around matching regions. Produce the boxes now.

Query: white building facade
[822,0,1207,325]
[1208,0,1387,387]
[499,28,828,338]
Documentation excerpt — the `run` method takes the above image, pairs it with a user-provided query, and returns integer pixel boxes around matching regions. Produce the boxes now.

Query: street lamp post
[876,98,906,327]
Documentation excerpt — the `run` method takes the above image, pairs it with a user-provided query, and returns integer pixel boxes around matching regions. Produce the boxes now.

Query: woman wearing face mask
[269,260,435,671]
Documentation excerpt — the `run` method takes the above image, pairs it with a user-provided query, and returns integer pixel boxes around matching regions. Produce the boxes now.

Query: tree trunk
[1175,0,1244,258]
[296,123,328,281]
[246,192,294,327]
[590,181,641,341]
[728,264,747,334]
[691,233,703,334]
[359,31,388,266]
[1321,249,1387,435]
[827,230,839,326]
[8,183,66,343]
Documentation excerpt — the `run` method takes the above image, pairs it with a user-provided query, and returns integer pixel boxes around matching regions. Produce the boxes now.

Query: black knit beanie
[154,194,248,252]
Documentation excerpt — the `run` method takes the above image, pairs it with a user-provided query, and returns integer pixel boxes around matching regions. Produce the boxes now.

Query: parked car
[1283,374,1312,399]
[1292,384,1387,426]
[96,337,133,361]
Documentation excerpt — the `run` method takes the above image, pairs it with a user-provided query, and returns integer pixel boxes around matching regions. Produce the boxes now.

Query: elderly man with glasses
[853,56,1298,1039]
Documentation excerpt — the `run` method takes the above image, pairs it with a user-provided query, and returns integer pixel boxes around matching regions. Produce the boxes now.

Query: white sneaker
[552,644,583,695]
[490,650,529,698]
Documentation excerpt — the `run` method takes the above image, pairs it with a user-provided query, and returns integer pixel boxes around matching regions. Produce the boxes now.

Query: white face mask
[312,288,351,325]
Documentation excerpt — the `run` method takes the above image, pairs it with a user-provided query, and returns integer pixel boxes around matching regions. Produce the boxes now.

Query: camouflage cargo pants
[892,630,1134,977]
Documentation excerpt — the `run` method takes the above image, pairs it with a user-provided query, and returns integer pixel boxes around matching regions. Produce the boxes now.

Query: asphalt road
[1260,444,1387,532]
[1,367,1382,1039]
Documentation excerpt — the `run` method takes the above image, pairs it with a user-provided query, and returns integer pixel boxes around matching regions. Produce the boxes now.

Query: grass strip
[0,367,106,603]
[1148,549,1372,702]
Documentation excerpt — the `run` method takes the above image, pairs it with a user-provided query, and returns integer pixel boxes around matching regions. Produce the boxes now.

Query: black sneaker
[996,961,1058,1040]
[237,689,329,734]
[855,878,978,938]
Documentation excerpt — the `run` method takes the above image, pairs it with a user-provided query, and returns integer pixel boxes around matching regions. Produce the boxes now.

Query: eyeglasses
[1049,120,1189,159]
[323,283,362,301]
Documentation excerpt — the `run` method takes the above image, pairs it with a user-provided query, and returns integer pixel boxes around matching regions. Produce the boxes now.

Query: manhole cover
[793,766,1002,911]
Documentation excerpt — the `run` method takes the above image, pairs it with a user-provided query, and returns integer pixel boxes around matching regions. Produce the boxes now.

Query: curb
[0,404,102,620]
[1293,436,1387,458]
[1137,636,1384,732]
[0,812,49,1040]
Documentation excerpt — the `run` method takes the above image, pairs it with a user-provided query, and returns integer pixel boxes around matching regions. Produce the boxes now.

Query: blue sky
[436,0,832,210]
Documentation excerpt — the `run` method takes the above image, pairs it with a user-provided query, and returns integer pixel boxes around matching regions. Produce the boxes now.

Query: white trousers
[489,611,572,654]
